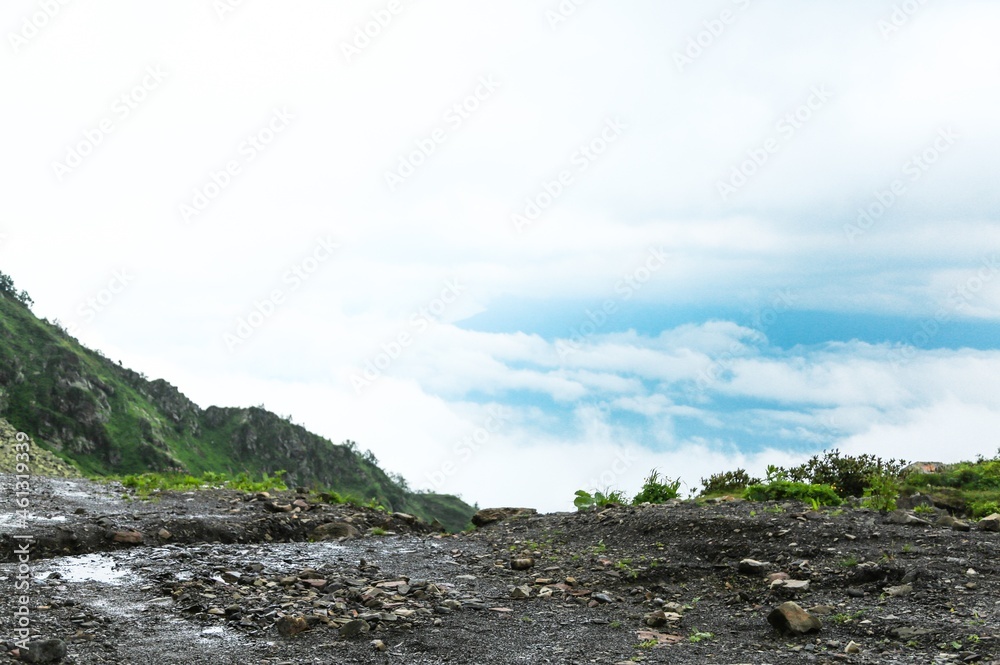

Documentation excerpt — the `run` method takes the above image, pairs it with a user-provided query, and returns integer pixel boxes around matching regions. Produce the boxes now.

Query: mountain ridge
[0,272,475,531]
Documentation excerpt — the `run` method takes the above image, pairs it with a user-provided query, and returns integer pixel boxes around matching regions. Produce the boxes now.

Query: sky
[2,0,1000,512]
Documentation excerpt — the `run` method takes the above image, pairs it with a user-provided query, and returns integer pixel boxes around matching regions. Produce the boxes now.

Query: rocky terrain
[1,474,999,665]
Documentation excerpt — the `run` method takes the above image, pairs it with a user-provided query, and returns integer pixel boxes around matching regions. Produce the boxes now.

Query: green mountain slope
[0,273,475,531]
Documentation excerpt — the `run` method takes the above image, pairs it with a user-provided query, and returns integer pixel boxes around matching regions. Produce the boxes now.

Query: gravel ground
[1,475,998,664]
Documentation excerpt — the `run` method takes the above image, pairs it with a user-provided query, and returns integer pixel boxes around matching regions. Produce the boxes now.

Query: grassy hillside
[0,274,475,531]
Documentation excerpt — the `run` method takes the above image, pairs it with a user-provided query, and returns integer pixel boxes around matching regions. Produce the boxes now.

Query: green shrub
[744,480,842,506]
[969,500,1000,518]
[632,469,682,504]
[781,449,906,498]
[863,470,900,512]
[574,489,628,510]
[700,468,761,496]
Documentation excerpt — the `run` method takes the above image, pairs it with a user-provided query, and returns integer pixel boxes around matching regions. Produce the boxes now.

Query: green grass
[113,470,288,497]
[744,480,842,506]
[901,455,1000,518]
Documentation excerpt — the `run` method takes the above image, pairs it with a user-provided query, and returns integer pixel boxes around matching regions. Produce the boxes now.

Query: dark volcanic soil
[1,475,999,664]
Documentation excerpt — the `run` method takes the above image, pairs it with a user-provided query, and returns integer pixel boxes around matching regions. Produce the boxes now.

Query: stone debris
[978,513,1000,532]
[767,601,822,636]
[738,558,769,576]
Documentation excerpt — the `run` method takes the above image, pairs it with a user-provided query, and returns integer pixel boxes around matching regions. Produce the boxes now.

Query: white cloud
[3,0,999,512]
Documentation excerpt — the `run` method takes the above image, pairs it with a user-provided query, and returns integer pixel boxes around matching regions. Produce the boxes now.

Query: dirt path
[2,475,999,664]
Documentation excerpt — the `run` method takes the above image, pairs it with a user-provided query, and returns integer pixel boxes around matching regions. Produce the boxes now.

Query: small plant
[744,480,841,506]
[902,543,913,553]
[592,539,607,554]
[688,630,714,643]
[637,639,658,649]
[610,620,622,629]
[807,497,821,511]
[863,470,900,512]
[632,469,682,504]
[913,504,936,515]
[840,555,859,567]
[370,527,388,536]
[574,488,628,511]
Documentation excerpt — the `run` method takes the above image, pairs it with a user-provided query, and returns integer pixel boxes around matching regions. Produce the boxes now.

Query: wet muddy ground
[1,475,999,664]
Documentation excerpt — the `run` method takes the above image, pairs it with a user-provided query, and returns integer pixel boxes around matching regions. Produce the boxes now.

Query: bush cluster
[700,468,761,496]
[780,449,907,498]
[743,480,842,506]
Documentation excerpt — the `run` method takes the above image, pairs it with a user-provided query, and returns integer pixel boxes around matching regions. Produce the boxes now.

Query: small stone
[846,588,865,598]
[891,626,935,640]
[19,639,68,663]
[771,578,810,592]
[511,585,532,599]
[156,528,171,540]
[884,584,912,597]
[767,601,822,636]
[808,605,836,615]
[977,513,1000,532]
[471,507,537,527]
[592,592,614,604]
[845,641,861,654]
[935,514,970,531]
[767,572,790,583]
[276,615,309,637]
[111,530,143,544]
[371,639,387,651]
[644,610,667,627]
[311,521,359,541]
[886,510,931,526]
[738,559,769,576]
[510,557,535,571]
[339,619,370,638]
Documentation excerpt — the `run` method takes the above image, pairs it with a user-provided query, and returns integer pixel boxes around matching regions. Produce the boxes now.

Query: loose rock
[767,602,822,636]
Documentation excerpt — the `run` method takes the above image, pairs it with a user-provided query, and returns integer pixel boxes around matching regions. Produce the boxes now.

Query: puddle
[0,513,67,529]
[46,553,135,584]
